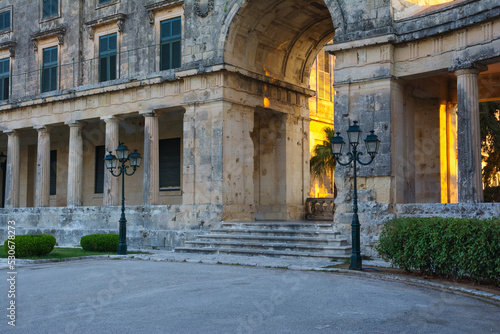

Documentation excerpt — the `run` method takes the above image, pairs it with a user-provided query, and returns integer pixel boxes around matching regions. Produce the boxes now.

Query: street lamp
[330,121,379,270]
[0,152,6,208]
[105,142,142,255]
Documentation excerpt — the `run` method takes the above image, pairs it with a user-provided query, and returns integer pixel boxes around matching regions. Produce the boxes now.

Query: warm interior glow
[439,103,458,203]
[308,43,335,198]
[439,103,448,203]
[263,97,271,108]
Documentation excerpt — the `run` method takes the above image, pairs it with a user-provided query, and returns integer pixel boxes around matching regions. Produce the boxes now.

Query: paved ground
[0,256,499,334]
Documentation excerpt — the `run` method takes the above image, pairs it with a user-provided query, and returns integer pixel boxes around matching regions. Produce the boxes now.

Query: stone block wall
[0,204,223,249]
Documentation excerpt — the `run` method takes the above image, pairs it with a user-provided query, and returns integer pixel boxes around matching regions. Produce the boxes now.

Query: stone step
[174,247,351,260]
[221,222,335,231]
[209,228,341,238]
[196,234,348,245]
[183,240,351,255]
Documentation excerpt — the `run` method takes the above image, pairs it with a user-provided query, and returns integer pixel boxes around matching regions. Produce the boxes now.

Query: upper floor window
[0,10,11,31]
[43,0,59,18]
[42,46,58,93]
[99,33,117,82]
[99,0,112,3]
[0,58,9,100]
[160,17,181,71]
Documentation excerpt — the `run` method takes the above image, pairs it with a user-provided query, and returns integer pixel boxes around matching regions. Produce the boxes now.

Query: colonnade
[2,112,162,208]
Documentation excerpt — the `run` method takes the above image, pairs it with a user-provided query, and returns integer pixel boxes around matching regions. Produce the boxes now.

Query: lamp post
[0,152,6,208]
[104,142,142,255]
[330,121,380,270]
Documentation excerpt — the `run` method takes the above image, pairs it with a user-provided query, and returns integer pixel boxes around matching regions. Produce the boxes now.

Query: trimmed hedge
[81,234,119,252]
[4,234,56,258]
[376,217,500,283]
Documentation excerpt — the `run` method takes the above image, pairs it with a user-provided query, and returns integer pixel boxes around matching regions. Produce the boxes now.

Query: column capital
[3,129,18,136]
[101,116,122,124]
[449,62,488,75]
[140,111,156,117]
[65,120,85,128]
[34,125,52,132]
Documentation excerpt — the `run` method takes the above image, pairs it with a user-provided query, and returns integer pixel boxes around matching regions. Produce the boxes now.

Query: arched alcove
[223,0,335,87]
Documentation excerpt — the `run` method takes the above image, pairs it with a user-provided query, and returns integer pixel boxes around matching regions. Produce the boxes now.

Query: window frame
[0,58,10,100]
[98,33,118,82]
[160,17,182,71]
[159,137,182,192]
[152,6,183,73]
[41,45,58,93]
[96,0,120,10]
[41,0,60,22]
[0,7,12,34]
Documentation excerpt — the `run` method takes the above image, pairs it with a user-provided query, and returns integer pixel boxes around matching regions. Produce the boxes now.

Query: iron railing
[6,43,168,101]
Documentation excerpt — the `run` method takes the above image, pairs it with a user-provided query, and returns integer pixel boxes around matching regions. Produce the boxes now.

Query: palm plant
[310,127,337,197]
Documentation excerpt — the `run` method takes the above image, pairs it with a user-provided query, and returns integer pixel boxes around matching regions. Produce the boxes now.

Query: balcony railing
[4,43,170,101]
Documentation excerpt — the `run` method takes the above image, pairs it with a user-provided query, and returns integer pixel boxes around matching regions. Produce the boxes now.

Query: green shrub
[80,234,119,252]
[376,216,500,284]
[3,234,56,258]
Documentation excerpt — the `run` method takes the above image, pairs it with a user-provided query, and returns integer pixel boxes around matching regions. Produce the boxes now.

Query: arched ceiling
[224,0,335,88]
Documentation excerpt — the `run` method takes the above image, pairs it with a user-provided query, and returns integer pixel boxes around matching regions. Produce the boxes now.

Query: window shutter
[50,150,57,195]
[159,138,181,190]
[161,43,170,71]
[172,41,181,69]
[94,145,105,194]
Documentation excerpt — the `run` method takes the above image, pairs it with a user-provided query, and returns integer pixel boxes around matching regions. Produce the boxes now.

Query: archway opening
[222,0,337,220]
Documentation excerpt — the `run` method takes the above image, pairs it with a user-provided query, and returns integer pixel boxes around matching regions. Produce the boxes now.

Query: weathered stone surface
[0,0,498,254]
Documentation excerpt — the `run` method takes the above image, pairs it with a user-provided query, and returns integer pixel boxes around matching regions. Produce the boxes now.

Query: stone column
[102,116,120,206]
[4,130,20,208]
[142,112,159,205]
[35,126,51,207]
[66,121,84,206]
[454,66,485,203]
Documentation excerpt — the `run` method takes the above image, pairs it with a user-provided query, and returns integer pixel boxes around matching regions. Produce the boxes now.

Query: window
[160,17,181,71]
[50,150,57,196]
[159,138,181,190]
[0,58,9,100]
[42,46,58,93]
[99,33,117,82]
[0,10,10,31]
[94,145,105,194]
[99,0,112,3]
[43,0,59,18]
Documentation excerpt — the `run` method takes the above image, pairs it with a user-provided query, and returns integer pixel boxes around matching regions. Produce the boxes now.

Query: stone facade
[0,0,498,251]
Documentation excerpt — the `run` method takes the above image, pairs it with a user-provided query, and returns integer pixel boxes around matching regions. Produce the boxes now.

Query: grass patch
[0,247,150,260]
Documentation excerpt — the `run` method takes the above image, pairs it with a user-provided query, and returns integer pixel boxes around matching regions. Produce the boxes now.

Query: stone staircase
[174,221,351,260]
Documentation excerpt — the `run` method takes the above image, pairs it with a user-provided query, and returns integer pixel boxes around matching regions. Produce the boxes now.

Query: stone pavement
[1,256,499,334]
[1,249,499,304]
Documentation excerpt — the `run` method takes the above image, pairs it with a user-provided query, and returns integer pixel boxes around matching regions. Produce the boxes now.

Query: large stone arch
[218,0,342,221]
[220,0,339,86]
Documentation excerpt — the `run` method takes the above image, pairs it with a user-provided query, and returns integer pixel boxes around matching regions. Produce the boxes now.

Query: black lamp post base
[349,255,362,270]
[117,243,127,255]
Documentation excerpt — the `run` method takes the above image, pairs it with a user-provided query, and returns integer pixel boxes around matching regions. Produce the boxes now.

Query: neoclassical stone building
[0,0,498,250]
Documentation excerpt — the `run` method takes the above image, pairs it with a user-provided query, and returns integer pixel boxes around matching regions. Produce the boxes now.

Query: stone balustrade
[305,197,335,221]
